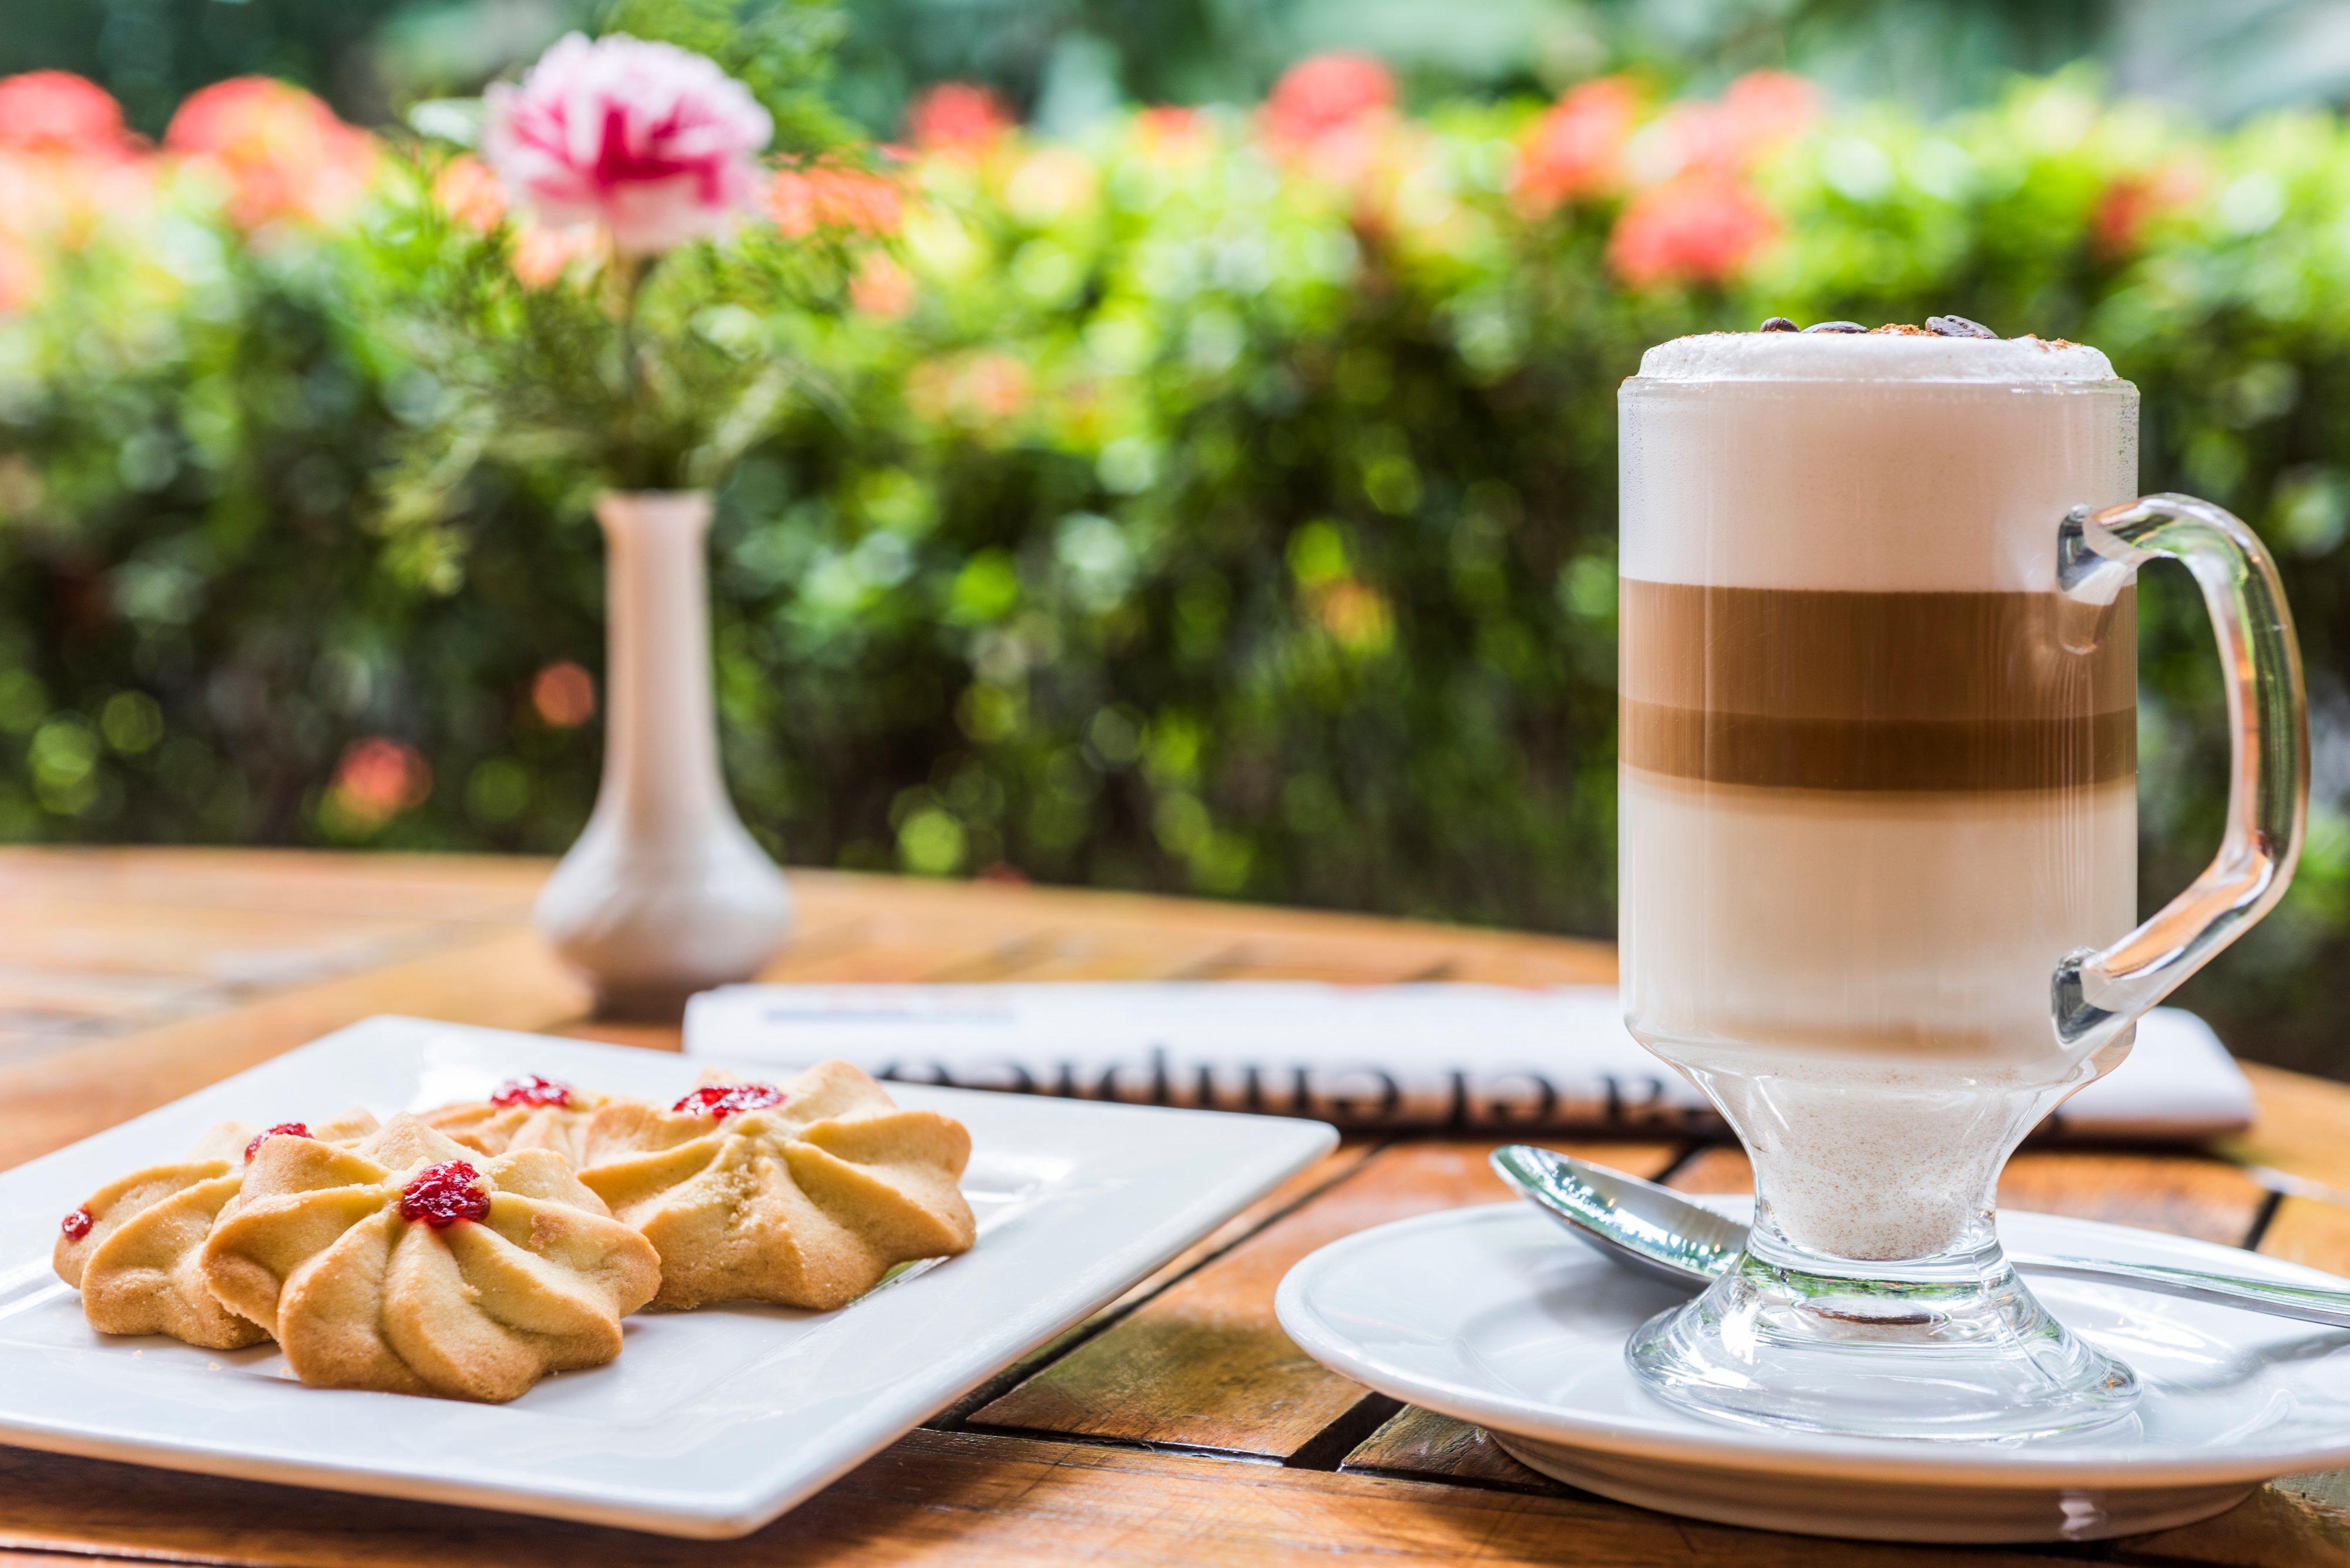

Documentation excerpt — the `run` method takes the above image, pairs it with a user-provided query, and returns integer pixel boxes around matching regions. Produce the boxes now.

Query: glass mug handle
[2052,493,2309,1052]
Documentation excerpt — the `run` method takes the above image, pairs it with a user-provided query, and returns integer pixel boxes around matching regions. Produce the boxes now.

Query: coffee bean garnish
[1758,316,1798,332]
[1802,321,1866,334]
[1926,315,1997,339]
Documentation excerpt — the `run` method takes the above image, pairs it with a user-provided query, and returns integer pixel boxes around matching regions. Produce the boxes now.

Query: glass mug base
[1625,1226,2138,1442]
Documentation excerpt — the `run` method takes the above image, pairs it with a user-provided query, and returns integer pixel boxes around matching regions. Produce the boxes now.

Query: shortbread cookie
[55,1110,380,1349]
[201,1116,660,1402]
[577,1062,975,1311]
[423,1075,610,1166]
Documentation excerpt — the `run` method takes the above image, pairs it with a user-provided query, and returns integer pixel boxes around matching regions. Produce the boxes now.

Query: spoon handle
[2020,1255,2350,1329]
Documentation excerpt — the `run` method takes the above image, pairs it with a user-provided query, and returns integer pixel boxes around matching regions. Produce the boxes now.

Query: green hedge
[4,71,2348,1070]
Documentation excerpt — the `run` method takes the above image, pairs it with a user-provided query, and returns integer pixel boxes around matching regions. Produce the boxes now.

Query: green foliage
[6,76,2350,1073]
[364,155,857,508]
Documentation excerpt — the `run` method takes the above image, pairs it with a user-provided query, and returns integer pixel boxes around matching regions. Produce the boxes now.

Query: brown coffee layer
[1620,580,2136,791]
[1621,580,2134,720]
[1620,702,2134,790]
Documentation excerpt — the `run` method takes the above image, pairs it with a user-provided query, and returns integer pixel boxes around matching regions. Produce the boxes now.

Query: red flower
[768,163,904,237]
[164,77,376,229]
[1608,172,1775,289]
[908,83,1013,156]
[0,72,132,156]
[1261,53,1395,156]
[328,738,432,826]
[1515,76,1641,213]
[2093,161,2205,258]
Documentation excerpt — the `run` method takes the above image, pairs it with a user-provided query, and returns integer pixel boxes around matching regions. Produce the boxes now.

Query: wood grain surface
[0,848,2339,1567]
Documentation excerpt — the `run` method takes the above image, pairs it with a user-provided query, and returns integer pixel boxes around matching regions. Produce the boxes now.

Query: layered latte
[1619,331,2139,1259]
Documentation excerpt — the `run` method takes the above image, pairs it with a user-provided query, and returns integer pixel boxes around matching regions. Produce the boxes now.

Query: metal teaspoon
[1491,1144,2350,1330]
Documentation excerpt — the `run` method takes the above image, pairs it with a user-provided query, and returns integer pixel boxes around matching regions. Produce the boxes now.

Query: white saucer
[1274,1200,2350,1543]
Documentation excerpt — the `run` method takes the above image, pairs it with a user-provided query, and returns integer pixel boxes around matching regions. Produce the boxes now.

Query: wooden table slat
[0,1429,2094,1568]
[969,1139,1682,1457]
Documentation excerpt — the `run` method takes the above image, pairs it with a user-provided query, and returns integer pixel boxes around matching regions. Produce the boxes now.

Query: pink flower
[165,78,376,230]
[484,33,772,257]
[907,83,1013,156]
[1653,70,1819,182]
[1515,76,1641,213]
[1718,71,1818,152]
[1607,172,1775,289]
[0,72,133,156]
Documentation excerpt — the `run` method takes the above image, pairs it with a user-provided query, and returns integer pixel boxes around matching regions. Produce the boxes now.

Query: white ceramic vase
[533,491,792,1018]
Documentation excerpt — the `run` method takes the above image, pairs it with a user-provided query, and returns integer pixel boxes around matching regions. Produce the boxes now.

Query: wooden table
[2,847,2348,1567]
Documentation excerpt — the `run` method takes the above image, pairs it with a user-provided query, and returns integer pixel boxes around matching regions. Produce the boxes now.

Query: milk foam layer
[1620,372,2137,592]
[1637,331,2117,383]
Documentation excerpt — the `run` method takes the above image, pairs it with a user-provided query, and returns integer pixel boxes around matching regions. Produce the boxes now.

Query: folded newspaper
[680,982,2255,1139]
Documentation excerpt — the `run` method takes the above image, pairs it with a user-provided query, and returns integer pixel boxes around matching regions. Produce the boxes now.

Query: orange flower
[963,352,1030,419]
[848,252,915,318]
[907,351,1030,425]
[328,738,431,826]
[433,154,507,231]
[0,230,38,313]
[1515,76,1641,213]
[164,76,376,229]
[908,83,1013,157]
[768,162,904,237]
[1133,105,1210,162]
[509,221,604,287]
[1607,171,1775,289]
[0,72,134,156]
[531,662,596,727]
[1314,578,1394,651]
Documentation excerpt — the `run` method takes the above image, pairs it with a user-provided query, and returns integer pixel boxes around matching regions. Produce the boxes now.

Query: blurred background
[2,0,2349,1073]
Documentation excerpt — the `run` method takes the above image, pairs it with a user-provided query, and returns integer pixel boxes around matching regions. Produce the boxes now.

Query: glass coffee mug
[1616,330,2307,1440]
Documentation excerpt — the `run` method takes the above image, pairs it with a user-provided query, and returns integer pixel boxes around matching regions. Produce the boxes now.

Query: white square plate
[0,1015,1336,1537]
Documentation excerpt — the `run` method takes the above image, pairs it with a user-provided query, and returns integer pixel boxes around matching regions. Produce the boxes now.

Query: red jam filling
[59,1206,93,1241]
[672,1083,786,1121]
[244,1123,309,1162]
[490,1074,574,1109]
[399,1161,490,1228]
